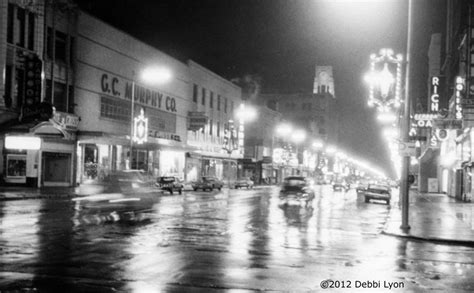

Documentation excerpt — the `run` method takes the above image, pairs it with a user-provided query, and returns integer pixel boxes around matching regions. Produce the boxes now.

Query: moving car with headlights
[234,177,254,189]
[279,176,315,207]
[363,184,391,205]
[156,176,184,194]
[106,170,159,194]
[192,176,224,191]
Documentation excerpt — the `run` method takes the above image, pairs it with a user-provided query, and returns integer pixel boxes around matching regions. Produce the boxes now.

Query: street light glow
[235,103,257,123]
[275,123,292,136]
[312,140,324,149]
[141,67,172,84]
[291,129,306,144]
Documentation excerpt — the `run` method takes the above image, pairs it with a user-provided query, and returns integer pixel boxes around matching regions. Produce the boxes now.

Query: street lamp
[223,103,257,187]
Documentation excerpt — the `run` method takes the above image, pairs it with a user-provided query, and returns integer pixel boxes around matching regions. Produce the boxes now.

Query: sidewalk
[383,190,474,247]
[0,184,108,200]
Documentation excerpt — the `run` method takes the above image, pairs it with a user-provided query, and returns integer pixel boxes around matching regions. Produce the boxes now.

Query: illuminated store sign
[5,136,41,150]
[430,76,442,112]
[413,113,437,128]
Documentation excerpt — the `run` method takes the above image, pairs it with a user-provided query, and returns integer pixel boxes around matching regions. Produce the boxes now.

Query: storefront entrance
[42,152,71,186]
[130,148,148,170]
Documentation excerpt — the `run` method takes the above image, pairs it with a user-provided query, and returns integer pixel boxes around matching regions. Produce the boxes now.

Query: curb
[381,230,474,248]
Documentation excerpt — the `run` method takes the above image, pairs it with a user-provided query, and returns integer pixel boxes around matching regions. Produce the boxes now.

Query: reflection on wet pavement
[1,186,474,292]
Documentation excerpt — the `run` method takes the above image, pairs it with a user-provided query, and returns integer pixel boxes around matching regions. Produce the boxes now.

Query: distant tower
[313,66,335,98]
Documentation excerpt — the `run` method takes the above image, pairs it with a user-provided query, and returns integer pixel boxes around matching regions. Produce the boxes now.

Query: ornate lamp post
[129,67,172,170]
[365,48,403,114]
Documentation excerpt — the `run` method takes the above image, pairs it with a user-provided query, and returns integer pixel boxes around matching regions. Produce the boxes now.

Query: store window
[6,154,26,178]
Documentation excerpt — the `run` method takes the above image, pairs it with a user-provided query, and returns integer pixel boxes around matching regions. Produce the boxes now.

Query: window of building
[230,101,234,114]
[100,96,131,121]
[193,84,198,103]
[4,65,13,108]
[217,95,221,110]
[55,31,67,62]
[209,119,213,135]
[210,91,214,108]
[7,4,14,44]
[16,7,25,48]
[27,12,35,50]
[224,98,228,113]
[45,80,68,112]
[217,121,220,137]
[201,88,206,106]
[69,36,75,66]
[46,27,53,59]
[68,85,75,114]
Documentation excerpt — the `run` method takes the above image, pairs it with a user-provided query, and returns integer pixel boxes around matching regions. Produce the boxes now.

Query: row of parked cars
[156,175,254,194]
[109,171,256,195]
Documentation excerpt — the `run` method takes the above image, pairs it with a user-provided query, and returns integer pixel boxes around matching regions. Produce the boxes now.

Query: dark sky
[76,0,446,178]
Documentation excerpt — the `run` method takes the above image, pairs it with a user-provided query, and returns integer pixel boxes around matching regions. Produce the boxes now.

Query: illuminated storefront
[1,111,78,187]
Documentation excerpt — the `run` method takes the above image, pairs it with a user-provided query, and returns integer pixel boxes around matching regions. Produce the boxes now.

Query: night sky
[76,0,446,178]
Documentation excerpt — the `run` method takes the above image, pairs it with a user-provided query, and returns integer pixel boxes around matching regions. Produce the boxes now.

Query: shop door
[42,152,71,186]
[131,149,148,171]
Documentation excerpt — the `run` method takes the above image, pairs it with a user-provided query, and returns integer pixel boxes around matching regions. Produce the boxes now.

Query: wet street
[1,186,474,292]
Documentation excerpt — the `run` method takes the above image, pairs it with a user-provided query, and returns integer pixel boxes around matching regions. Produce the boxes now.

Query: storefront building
[1,2,244,186]
[242,104,281,184]
[73,12,193,183]
[0,0,80,187]
[186,61,243,184]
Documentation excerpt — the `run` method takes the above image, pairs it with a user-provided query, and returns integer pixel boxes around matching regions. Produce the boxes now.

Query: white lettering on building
[430,76,439,112]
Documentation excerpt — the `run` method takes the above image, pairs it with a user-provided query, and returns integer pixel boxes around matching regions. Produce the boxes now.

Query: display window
[6,154,27,178]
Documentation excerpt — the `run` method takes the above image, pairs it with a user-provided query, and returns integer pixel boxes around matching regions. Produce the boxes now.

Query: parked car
[333,181,349,192]
[279,176,315,207]
[234,177,254,189]
[156,176,184,194]
[192,176,224,191]
[363,184,391,205]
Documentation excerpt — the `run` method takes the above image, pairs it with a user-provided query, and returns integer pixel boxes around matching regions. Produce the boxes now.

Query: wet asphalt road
[1,185,474,292]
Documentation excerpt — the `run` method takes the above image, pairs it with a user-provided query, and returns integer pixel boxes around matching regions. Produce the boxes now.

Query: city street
[1,186,474,292]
